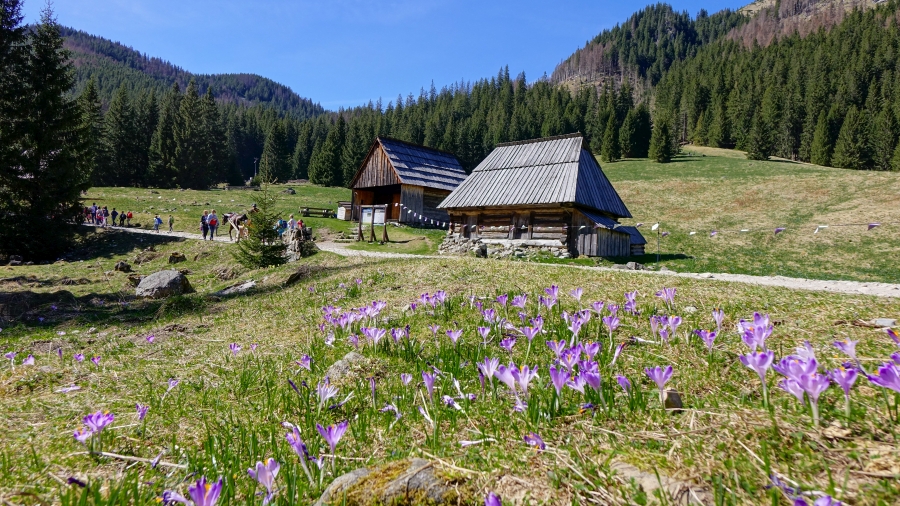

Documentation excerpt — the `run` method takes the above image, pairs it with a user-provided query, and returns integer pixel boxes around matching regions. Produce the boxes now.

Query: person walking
[200,210,209,240]
[153,214,162,232]
[102,207,109,228]
[288,214,297,231]
[110,208,119,227]
[119,212,126,227]
[208,209,219,240]
[168,215,174,232]
[126,211,133,227]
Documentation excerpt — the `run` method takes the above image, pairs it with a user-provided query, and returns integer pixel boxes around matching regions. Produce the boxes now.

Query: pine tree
[308,117,345,186]
[259,119,291,183]
[0,0,27,176]
[619,108,637,158]
[745,113,773,161]
[134,89,157,185]
[149,82,180,188]
[103,85,141,185]
[601,114,620,162]
[649,116,674,163]
[870,105,896,171]
[292,122,312,179]
[832,106,868,170]
[891,142,900,172]
[340,119,369,186]
[174,80,210,189]
[0,7,91,259]
[232,160,286,268]
[809,112,832,167]
[76,77,104,181]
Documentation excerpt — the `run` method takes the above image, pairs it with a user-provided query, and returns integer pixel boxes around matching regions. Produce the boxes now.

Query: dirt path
[93,226,900,299]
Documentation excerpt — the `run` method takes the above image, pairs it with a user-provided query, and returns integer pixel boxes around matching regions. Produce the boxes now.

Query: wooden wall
[352,146,400,189]
[571,210,630,257]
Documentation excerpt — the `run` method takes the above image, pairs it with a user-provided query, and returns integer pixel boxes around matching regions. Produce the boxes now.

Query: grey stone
[611,264,629,270]
[664,390,684,412]
[659,266,674,273]
[168,252,186,264]
[324,351,367,383]
[314,459,457,506]
[282,188,297,195]
[114,261,132,273]
[127,274,144,287]
[683,306,697,314]
[873,318,897,328]
[625,261,644,271]
[213,280,256,297]
[135,270,194,298]
[313,468,370,506]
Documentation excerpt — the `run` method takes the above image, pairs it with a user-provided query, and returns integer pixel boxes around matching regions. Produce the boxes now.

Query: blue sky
[26,0,747,109]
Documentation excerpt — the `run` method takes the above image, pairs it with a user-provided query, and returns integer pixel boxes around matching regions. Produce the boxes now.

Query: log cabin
[348,137,467,225]
[438,133,645,257]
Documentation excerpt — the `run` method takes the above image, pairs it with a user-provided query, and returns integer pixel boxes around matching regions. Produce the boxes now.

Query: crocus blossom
[524,432,545,451]
[83,411,115,434]
[136,403,149,421]
[485,492,502,506]
[616,375,632,392]
[446,329,463,346]
[868,362,900,393]
[316,378,338,409]
[695,330,717,351]
[499,337,517,353]
[549,366,569,396]
[229,343,241,355]
[422,371,436,400]
[778,378,806,403]
[248,458,280,505]
[496,294,508,306]
[546,340,566,359]
[477,358,499,387]
[832,339,858,361]
[797,373,831,425]
[569,288,583,301]
[830,367,858,419]
[400,373,413,386]
[22,354,34,366]
[740,350,775,406]
[90,356,101,366]
[286,427,315,484]
[511,294,527,308]
[712,308,724,332]
[645,365,673,405]
[297,355,312,371]
[611,342,626,366]
[73,428,92,445]
[317,420,350,456]
[163,476,223,506]
[655,288,676,307]
[511,365,538,395]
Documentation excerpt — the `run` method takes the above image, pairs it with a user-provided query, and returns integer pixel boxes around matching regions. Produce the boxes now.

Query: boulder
[168,252,186,264]
[114,261,132,273]
[282,188,297,195]
[135,270,194,298]
[873,318,896,328]
[213,280,256,297]
[625,261,644,271]
[314,459,459,506]
[9,255,23,266]
[324,351,368,383]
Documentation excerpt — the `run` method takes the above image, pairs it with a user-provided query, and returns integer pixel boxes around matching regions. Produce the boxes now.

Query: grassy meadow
[1,229,899,505]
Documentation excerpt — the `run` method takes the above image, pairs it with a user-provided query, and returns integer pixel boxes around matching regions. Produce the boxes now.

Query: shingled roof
[437,133,631,218]
[351,137,467,192]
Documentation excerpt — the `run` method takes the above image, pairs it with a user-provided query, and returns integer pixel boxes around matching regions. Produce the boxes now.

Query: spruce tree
[103,85,141,185]
[0,7,91,259]
[76,77,104,181]
[745,113,773,161]
[174,80,210,189]
[809,112,832,167]
[308,117,345,186]
[149,82,180,187]
[870,105,896,171]
[340,119,369,186]
[832,106,868,170]
[649,116,674,163]
[619,108,637,158]
[201,87,226,184]
[259,119,291,183]
[134,90,158,185]
[292,122,312,179]
[600,114,620,162]
[891,142,900,172]
[0,0,26,174]
[232,159,286,269]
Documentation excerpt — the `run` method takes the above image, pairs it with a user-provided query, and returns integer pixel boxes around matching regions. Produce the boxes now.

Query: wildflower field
[1,230,899,505]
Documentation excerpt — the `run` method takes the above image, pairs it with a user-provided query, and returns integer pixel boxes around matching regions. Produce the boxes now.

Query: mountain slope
[62,27,325,120]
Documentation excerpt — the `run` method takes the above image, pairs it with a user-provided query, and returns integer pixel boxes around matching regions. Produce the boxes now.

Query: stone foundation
[438,236,573,259]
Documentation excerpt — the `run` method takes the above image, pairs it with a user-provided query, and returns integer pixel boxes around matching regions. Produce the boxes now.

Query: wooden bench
[300,207,334,218]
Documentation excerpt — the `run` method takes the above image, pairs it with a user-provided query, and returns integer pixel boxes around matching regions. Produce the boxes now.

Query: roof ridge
[495,132,583,147]
[377,136,461,159]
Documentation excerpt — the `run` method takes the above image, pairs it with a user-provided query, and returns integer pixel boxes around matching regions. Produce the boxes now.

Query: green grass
[1,230,899,505]
[345,226,447,255]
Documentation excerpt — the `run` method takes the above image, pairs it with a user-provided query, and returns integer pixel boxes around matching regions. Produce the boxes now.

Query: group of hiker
[84,203,133,228]
[275,214,305,237]
[198,210,220,240]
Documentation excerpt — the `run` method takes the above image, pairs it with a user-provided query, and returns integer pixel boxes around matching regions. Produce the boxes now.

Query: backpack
[209,217,218,227]
[155,217,162,225]
[279,219,287,229]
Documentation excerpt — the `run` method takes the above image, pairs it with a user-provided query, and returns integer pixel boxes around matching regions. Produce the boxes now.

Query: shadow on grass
[602,253,693,264]
[68,228,188,262]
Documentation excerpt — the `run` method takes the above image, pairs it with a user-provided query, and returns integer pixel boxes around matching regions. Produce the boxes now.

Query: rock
[114,261,132,273]
[127,274,144,287]
[873,318,896,328]
[324,351,368,383]
[213,280,256,297]
[683,306,697,314]
[214,266,241,281]
[168,252,186,264]
[135,270,194,298]
[282,187,296,195]
[659,266,674,273]
[284,265,316,286]
[474,243,487,258]
[625,261,644,271]
[664,390,684,412]
[611,264,629,270]
[24,261,33,265]
[9,259,22,266]
[314,459,459,506]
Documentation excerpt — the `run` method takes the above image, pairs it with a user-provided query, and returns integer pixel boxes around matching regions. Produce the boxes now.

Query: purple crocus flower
[499,337,516,353]
[369,377,376,404]
[494,364,517,393]
[477,326,491,344]
[23,354,34,366]
[286,426,315,484]
[868,362,900,393]
[740,350,775,406]
[422,371,436,400]
[582,342,599,360]
[655,287,676,307]
[544,285,559,299]
[773,356,818,382]
[832,339,858,361]
[644,365,673,405]
[891,351,900,366]
[590,301,605,314]
[607,304,619,316]
[523,432,545,451]
[363,327,386,346]
[485,492,502,506]
[380,403,401,420]
[73,427,92,445]
[496,294,508,306]
[511,294,527,308]
[885,328,899,347]
[90,356,101,366]
[712,308,724,333]
[511,365,538,395]
[520,326,540,343]
[797,373,831,425]
[248,458,280,505]
[668,316,682,337]
[229,343,241,355]
[616,375,632,392]
[658,328,670,344]
[830,367,857,419]
[167,378,179,392]
[602,316,620,337]
[136,403,149,421]
[146,334,155,343]
[400,373,413,386]
[428,324,440,337]
[792,496,842,506]
[559,349,578,371]
[610,342,626,366]
[477,358,499,387]
[316,420,349,456]
[184,476,223,506]
[569,288,583,301]
[581,371,600,391]
[549,366,569,397]
[83,411,115,433]
[778,378,806,403]
[546,340,566,359]
[695,330,717,351]
[446,329,463,346]
[297,355,312,371]
[316,378,338,409]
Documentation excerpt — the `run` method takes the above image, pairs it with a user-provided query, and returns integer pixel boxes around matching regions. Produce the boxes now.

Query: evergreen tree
[200,87,226,184]
[0,7,91,259]
[832,106,868,170]
[892,142,900,172]
[870,105,896,171]
[745,113,773,161]
[619,108,637,158]
[102,85,141,185]
[134,89,157,185]
[809,112,832,167]
[149,82,180,187]
[260,119,291,183]
[292,122,312,179]
[76,77,104,182]
[0,0,26,177]
[340,118,369,186]
[232,160,286,269]
[174,80,210,189]
[308,116,345,186]
[649,116,675,163]
[600,114,620,162]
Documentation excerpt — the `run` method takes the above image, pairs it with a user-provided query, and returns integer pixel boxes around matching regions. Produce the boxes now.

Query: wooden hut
[349,137,467,225]
[438,133,644,257]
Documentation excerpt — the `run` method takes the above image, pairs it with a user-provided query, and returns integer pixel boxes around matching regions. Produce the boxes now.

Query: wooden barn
[349,137,467,225]
[438,133,644,257]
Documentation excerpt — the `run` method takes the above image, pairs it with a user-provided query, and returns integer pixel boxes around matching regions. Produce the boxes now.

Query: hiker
[110,208,118,227]
[153,214,162,232]
[288,214,297,231]
[90,203,97,224]
[208,209,219,240]
[126,211,133,226]
[168,215,174,232]
[118,212,126,227]
[102,207,109,228]
[200,210,209,240]
[275,217,287,237]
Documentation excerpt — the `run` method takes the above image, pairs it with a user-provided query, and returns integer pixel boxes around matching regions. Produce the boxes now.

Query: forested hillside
[61,27,324,120]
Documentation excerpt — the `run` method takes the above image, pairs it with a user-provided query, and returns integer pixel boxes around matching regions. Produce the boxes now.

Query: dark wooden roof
[350,137,467,191]
[617,226,647,245]
[438,134,631,218]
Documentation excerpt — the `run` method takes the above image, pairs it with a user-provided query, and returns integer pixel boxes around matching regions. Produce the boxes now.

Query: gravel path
[93,226,900,299]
